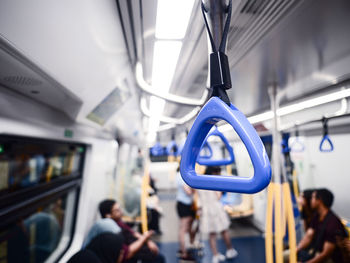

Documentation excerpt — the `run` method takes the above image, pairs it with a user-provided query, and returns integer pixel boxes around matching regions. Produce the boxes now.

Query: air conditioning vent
[2,76,42,86]
[240,0,265,15]
[227,0,301,67]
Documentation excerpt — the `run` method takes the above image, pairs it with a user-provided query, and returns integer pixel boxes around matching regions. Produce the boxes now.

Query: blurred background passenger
[176,165,196,261]
[68,233,124,263]
[197,166,238,263]
[298,188,316,231]
[99,199,165,263]
[146,185,163,235]
[297,188,348,263]
[83,218,122,248]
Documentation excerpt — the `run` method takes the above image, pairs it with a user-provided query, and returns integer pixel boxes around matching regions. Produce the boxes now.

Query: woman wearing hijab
[68,233,124,263]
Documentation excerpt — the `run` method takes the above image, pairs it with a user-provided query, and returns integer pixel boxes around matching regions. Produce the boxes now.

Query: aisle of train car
[155,190,265,263]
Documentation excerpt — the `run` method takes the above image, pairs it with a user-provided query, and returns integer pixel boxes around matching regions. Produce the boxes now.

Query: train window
[0,135,85,263]
[0,135,85,195]
[0,191,77,263]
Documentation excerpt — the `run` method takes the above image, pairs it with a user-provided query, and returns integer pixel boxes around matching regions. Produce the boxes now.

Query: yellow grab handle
[141,163,150,233]
[292,170,301,210]
[265,182,274,263]
[283,183,297,263]
[274,183,283,263]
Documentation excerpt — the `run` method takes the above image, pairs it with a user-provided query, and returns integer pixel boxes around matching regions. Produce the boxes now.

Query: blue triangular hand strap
[197,127,235,165]
[290,138,305,152]
[150,142,164,156]
[180,97,271,193]
[166,140,178,156]
[319,135,334,152]
[198,141,213,159]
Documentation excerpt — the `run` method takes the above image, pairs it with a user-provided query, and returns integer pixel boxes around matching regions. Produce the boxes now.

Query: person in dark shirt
[68,232,124,263]
[99,199,165,263]
[297,188,348,263]
[298,189,315,231]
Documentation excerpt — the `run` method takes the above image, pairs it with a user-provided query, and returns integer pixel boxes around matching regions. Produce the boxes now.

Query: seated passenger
[82,218,122,248]
[68,232,124,263]
[298,188,315,231]
[99,199,166,263]
[336,233,350,262]
[146,186,163,235]
[297,188,348,263]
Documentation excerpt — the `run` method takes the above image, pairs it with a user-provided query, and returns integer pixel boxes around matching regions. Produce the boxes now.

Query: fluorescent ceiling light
[152,41,182,92]
[149,96,166,117]
[147,130,157,145]
[248,111,274,124]
[312,72,337,84]
[147,96,165,135]
[218,88,350,132]
[155,0,195,39]
[147,41,182,135]
[277,88,350,116]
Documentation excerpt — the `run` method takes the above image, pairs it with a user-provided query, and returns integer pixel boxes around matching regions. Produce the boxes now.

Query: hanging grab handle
[166,140,178,156]
[319,118,334,152]
[290,126,305,152]
[180,97,271,193]
[197,127,235,166]
[198,141,213,159]
[150,142,164,156]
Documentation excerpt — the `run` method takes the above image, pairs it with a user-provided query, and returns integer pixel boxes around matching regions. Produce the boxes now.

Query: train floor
[153,190,266,263]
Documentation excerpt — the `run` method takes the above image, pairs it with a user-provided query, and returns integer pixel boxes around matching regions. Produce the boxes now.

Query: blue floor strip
[158,236,265,263]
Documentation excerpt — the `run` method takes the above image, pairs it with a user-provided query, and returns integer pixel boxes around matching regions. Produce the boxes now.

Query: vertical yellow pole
[265,182,274,263]
[226,165,232,176]
[292,170,301,210]
[274,183,283,263]
[281,188,287,239]
[141,163,150,233]
[283,183,297,263]
[118,167,125,208]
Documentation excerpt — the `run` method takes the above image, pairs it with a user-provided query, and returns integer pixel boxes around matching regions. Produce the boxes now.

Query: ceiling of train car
[124,0,350,140]
[228,0,350,115]
[1,0,350,143]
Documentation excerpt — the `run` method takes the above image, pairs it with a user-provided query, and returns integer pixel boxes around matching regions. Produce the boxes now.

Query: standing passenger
[197,166,238,263]
[176,167,196,261]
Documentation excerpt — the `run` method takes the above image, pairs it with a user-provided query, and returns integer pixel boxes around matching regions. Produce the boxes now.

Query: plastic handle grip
[319,135,334,152]
[180,97,271,193]
[291,139,305,153]
[150,142,164,156]
[198,141,213,159]
[166,140,178,156]
[197,128,235,165]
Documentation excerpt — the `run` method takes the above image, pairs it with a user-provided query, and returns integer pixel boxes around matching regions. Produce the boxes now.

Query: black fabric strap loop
[201,0,233,106]
[201,0,232,53]
[322,117,329,136]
